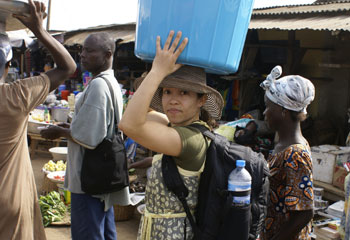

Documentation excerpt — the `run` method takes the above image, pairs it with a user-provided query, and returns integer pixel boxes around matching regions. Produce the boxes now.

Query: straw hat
[134,66,224,119]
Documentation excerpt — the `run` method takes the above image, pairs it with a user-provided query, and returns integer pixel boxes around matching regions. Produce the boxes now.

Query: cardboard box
[314,226,340,240]
[332,166,348,190]
[312,149,336,184]
[311,145,350,184]
[334,149,350,166]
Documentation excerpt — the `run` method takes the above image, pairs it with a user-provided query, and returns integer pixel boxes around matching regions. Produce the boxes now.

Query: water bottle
[228,160,251,205]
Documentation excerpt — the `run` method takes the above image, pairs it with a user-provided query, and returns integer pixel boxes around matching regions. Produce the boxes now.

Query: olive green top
[173,121,210,171]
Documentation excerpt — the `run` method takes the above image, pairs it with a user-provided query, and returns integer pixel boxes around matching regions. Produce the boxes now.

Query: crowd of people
[3,0,347,240]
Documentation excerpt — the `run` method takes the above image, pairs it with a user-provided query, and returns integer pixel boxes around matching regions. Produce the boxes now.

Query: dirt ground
[31,152,140,240]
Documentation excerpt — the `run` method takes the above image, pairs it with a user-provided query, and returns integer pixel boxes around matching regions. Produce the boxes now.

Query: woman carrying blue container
[119,31,224,239]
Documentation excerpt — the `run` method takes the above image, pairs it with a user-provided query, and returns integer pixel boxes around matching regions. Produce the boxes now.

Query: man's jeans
[71,193,117,240]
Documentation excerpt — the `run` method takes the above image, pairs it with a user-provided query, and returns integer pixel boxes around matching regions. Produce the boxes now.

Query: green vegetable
[129,168,136,174]
[39,191,69,227]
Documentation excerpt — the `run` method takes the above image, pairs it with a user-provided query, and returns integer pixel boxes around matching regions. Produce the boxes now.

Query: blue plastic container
[135,0,255,74]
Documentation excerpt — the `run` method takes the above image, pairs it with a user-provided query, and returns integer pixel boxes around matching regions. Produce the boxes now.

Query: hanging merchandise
[82,71,92,87]
[76,83,83,92]
[122,90,134,112]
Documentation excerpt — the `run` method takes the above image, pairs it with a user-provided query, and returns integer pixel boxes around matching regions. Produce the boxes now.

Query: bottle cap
[236,160,246,167]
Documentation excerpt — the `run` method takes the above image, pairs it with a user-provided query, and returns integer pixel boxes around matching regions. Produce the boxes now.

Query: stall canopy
[63,23,136,46]
[249,0,350,31]
[8,29,33,48]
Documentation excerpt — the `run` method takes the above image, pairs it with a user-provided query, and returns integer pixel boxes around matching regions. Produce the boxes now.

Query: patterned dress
[261,144,314,240]
[137,154,204,240]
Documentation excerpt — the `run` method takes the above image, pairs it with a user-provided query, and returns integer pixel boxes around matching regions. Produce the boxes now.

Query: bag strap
[189,123,215,140]
[162,155,201,239]
[80,74,120,134]
[97,75,121,136]
[100,76,120,133]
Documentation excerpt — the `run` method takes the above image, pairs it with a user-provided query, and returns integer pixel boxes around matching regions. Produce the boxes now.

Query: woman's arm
[128,157,153,169]
[146,110,169,125]
[270,210,313,240]
[15,0,76,92]
[119,31,188,156]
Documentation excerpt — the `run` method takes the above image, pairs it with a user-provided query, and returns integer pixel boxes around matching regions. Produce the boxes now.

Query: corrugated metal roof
[63,24,135,46]
[253,1,350,15]
[249,14,350,31]
[254,0,350,9]
[253,0,316,10]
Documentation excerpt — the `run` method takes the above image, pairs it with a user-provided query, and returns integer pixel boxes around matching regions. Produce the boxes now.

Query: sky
[18,0,316,31]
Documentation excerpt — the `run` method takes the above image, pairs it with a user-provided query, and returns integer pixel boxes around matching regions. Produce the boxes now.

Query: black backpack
[162,124,270,240]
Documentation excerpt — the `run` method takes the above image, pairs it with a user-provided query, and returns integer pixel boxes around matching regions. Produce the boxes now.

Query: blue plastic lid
[236,160,246,167]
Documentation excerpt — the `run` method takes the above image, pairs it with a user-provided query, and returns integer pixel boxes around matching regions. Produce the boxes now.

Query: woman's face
[263,95,283,131]
[162,87,206,126]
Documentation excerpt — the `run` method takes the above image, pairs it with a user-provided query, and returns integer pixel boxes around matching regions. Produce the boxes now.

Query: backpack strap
[162,154,201,239]
[189,123,216,140]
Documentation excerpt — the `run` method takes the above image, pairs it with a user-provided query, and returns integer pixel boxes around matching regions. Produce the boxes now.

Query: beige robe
[0,74,50,240]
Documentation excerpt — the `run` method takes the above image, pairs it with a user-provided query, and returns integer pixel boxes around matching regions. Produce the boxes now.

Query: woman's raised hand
[150,31,188,79]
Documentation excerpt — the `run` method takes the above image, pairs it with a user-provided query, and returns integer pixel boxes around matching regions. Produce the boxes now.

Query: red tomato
[53,175,64,181]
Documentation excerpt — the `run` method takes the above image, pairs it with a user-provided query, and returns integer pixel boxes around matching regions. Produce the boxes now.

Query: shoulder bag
[80,76,129,195]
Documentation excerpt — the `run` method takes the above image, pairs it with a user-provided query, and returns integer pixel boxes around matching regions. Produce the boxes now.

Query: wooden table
[314,180,345,202]
[28,133,65,158]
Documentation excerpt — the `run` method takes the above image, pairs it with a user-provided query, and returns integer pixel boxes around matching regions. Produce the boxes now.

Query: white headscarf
[0,34,12,78]
[260,66,315,114]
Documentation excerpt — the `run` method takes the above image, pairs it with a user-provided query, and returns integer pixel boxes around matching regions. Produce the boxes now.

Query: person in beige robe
[0,1,76,239]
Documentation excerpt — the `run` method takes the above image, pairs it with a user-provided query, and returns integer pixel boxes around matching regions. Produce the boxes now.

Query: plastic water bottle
[228,160,252,205]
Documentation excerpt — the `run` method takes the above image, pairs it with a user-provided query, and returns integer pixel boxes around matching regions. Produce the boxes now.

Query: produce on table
[53,174,65,182]
[39,191,69,227]
[129,181,146,193]
[129,168,136,174]
[43,160,66,172]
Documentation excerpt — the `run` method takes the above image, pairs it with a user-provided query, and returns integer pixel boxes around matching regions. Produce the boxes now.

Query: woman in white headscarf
[260,66,315,240]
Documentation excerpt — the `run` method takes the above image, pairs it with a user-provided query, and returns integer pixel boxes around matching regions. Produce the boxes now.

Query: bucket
[61,90,70,101]
[51,107,69,122]
[135,0,255,74]
[0,0,30,31]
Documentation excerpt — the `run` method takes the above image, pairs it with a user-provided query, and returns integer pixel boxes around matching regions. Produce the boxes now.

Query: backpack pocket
[218,193,251,240]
